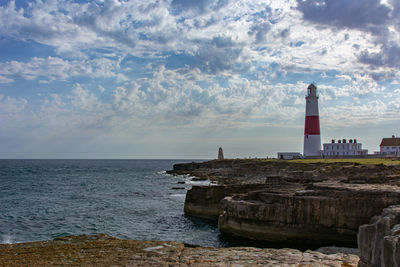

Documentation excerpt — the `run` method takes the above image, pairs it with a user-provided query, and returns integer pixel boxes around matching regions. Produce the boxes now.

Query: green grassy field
[227,158,400,165]
[290,158,400,165]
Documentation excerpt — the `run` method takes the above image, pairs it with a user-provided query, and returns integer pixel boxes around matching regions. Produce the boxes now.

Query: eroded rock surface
[170,159,400,247]
[169,159,400,186]
[184,184,269,220]
[219,183,400,247]
[358,205,400,267]
[0,234,359,266]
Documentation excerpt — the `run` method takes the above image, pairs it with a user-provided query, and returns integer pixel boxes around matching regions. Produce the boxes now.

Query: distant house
[321,139,368,157]
[380,135,400,156]
[277,152,302,160]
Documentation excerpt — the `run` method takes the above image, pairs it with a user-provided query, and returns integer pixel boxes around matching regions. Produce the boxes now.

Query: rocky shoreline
[0,234,359,266]
[169,158,400,266]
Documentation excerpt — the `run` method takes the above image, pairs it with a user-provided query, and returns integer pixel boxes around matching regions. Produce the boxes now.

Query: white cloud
[0,95,27,113]
[0,56,124,82]
[321,99,397,129]
[70,83,101,111]
[0,75,14,83]
[1,0,397,78]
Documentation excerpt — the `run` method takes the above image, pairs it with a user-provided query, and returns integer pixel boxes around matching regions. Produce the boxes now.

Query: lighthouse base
[303,134,321,157]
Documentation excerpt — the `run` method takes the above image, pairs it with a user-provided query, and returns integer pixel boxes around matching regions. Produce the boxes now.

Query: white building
[277,152,302,160]
[380,136,400,156]
[321,139,368,157]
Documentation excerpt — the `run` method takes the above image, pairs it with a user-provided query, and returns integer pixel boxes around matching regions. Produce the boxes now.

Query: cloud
[196,43,245,74]
[2,0,397,78]
[359,43,400,69]
[0,75,14,83]
[248,22,272,44]
[295,0,400,72]
[0,56,124,82]
[0,95,27,113]
[0,1,172,56]
[321,99,397,128]
[69,83,101,111]
[296,0,392,33]
[107,65,311,128]
[72,1,137,48]
[170,0,229,15]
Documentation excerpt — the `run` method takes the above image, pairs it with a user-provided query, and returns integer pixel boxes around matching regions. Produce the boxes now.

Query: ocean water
[0,159,224,246]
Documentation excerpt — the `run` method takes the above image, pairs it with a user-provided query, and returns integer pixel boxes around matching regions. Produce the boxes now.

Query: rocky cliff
[219,183,400,247]
[184,184,269,220]
[170,159,400,248]
[358,205,400,267]
[170,159,400,186]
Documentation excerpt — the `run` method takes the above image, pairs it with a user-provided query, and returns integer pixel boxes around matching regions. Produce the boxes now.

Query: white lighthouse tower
[303,83,321,157]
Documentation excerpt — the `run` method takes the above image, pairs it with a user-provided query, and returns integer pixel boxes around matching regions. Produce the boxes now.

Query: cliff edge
[169,159,400,248]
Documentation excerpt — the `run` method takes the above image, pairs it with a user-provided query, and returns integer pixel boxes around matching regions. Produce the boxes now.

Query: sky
[0,0,399,159]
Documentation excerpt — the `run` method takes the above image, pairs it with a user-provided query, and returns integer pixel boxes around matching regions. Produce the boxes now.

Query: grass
[290,158,400,165]
[224,158,400,165]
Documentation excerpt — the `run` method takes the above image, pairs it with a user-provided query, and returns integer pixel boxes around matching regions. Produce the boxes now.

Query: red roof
[380,137,400,147]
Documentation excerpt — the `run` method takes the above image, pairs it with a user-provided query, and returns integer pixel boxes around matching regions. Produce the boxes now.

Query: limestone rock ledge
[184,184,268,220]
[218,184,400,247]
[0,234,359,266]
[358,205,400,267]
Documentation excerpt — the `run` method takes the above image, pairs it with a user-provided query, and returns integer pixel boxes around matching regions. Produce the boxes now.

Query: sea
[0,159,226,247]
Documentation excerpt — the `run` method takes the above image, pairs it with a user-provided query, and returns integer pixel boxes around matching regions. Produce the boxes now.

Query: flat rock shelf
[0,234,359,266]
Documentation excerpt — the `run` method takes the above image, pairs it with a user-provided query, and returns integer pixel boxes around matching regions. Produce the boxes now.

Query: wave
[1,234,13,244]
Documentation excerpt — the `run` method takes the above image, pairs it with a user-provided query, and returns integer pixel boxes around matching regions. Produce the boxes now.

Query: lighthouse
[303,83,321,157]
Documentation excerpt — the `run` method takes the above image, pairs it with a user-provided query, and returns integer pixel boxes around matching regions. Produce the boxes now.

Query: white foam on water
[1,235,13,244]
[186,179,211,186]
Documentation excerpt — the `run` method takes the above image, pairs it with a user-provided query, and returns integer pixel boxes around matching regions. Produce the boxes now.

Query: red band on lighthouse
[304,116,320,135]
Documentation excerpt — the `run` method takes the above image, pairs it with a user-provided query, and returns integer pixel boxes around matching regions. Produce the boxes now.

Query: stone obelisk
[218,147,224,160]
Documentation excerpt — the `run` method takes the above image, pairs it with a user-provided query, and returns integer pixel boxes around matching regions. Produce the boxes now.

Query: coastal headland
[169,158,400,265]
